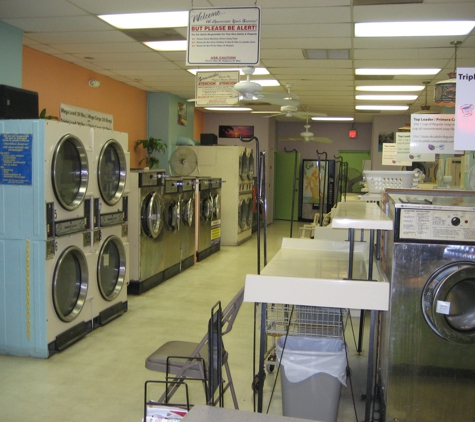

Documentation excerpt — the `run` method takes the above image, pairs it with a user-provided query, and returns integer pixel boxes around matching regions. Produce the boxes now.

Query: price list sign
[187,7,260,66]
[0,133,33,186]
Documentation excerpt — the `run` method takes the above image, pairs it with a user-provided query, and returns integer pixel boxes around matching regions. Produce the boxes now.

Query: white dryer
[91,223,129,326]
[91,128,130,229]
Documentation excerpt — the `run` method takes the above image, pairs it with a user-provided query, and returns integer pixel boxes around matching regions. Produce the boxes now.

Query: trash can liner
[277,336,347,386]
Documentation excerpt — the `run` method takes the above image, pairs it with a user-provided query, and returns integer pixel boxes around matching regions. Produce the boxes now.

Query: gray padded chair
[145,287,244,409]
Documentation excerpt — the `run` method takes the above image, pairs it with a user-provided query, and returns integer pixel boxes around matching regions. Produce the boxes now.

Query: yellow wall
[22,46,147,167]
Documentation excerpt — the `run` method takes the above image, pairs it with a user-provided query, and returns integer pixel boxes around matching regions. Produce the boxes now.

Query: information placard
[410,114,462,154]
[454,67,475,151]
[195,71,240,106]
[60,104,113,130]
[187,7,260,66]
[395,132,434,164]
[0,133,33,186]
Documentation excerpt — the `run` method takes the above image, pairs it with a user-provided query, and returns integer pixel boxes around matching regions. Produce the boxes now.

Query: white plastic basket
[363,170,419,193]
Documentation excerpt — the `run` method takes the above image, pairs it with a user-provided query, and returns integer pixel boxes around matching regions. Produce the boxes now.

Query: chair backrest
[221,287,245,336]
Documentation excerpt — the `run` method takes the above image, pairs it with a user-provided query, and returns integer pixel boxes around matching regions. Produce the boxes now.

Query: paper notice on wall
[410,114,462,154]
[187,7,260,65]
[395,132,435,164]
[454,68,475,151]
[382,143,400,165]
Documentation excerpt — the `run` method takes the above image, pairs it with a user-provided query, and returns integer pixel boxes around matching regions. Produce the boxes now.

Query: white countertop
[331,201,393,230]
[244,238,389,311]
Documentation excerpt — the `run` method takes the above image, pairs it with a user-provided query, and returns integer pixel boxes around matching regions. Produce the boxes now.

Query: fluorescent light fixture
[356,105,409,111]
[356,68,440,76]
[205,107,252,111]
[144,40,187,51]
[356,85,425,92]
[98,11,189,29]
[356,94,418,101]
[312,117,354,121]
[355,21,475,37]
[187,68,269,75]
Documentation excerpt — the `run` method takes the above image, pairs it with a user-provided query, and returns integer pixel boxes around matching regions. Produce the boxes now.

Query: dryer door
[97,139,127,206]
[97,235,126,301]
[141,192,163,239]
[422,261,475,344]
[239,150,248,180]
[213,193,221,220]
[52,134,89,211]
[246,198,253,228]
[239,198,247,229]
[181,197,194,227]
[247,150,254,180]
[52,245,89,322]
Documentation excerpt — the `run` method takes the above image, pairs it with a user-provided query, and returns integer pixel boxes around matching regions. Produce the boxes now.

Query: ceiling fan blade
[294,111,327,119]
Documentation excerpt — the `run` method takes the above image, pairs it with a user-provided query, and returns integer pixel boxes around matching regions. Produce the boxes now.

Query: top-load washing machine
[162,177,182,281]
[180,177,196,270]
[91,128,130,229]
[0,119,95,358]
[378,190,475,422]
[128,170,166,294]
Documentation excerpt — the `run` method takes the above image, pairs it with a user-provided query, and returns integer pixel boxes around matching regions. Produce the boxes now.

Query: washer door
[97,235,126,301]
[141,192,163,239]
[247,150,254,180]
[422,261,475,344]
[52,134,89,211]
[181,197,194,227]
[52,245,88,322]
[97,139,127,206]
[166,200,180,232]
[213,193,221,220]
[239,198,247,229]
[201,195,213,222]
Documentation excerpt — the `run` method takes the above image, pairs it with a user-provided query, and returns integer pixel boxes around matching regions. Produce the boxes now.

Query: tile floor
[0,220,371,422]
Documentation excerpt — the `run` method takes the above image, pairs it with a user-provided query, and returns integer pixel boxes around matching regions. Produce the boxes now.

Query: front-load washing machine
[91,128,130,229]
[128,170,166,295]
[92,223,129,326]
[180,177,196,271]
[378,190,475,422]
[162,177,182,281]
[196,177,213,261]
[210,178,222,256]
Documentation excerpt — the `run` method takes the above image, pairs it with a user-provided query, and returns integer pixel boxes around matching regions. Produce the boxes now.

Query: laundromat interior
[1,1,475,422]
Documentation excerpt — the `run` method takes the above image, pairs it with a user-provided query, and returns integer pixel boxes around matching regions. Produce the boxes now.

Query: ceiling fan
[265,106,327,119]
[279,116,333,144]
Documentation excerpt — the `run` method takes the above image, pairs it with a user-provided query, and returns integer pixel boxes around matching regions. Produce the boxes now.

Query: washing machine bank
[0,119,130,358]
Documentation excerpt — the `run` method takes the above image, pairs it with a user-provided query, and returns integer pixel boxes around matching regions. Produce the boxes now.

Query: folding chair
[145,287,244,409]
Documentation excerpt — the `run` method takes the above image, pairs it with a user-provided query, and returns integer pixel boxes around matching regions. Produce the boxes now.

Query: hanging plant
[135,137,167,169]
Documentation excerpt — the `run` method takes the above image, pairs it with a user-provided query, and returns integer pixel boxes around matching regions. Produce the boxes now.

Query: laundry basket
[363,170,419,194]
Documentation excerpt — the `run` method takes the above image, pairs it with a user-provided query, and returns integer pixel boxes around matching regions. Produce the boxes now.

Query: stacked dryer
[90,127,129,326]
[183,145,254,246]
[0,119,95,357]
[128,169,166,295]
[180,177,196,271]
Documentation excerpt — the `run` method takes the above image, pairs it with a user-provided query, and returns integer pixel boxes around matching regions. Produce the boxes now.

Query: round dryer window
[166,200,180,232]
[181,198,194,227]
[141,192,164,239]
[97,139,127,206]
[52,245,89,322]
[213,194,221,220]
[97,235,126,301]
[201,195,213,222]
[239,198,248,229]
[240,150,249,180]
[52,134,89,211]
[246,198,253,227]
[247,150,254,180]
[422,261,475,344]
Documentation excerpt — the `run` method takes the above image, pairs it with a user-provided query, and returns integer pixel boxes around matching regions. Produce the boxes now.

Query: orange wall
[194,108,205,141]
[22,47,147,167]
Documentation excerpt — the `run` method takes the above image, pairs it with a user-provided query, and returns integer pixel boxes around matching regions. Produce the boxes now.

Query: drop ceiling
[1,0,474,123]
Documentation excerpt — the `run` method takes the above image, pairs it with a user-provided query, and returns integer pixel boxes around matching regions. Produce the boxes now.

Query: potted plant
[135,136,167,169]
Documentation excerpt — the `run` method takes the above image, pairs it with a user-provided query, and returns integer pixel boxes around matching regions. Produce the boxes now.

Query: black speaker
[200,133,217,145]
[0,85,39,119]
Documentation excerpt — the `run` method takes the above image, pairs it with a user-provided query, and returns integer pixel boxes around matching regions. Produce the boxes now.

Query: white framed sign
[60,104,113,130]
[454,67,475,151]
[410,114,462,154]
[195,71,240,106]
[187,7,260,66]
[395,132,435,164]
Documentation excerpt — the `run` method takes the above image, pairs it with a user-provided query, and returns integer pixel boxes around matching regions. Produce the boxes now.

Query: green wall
[0,21,23,87]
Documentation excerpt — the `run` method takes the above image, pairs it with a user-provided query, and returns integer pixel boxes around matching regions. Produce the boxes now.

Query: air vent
[355,75,395,80]
[354,0,422,5]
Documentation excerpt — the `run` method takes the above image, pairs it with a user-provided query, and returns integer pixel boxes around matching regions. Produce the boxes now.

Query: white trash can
[277,336,347,422]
